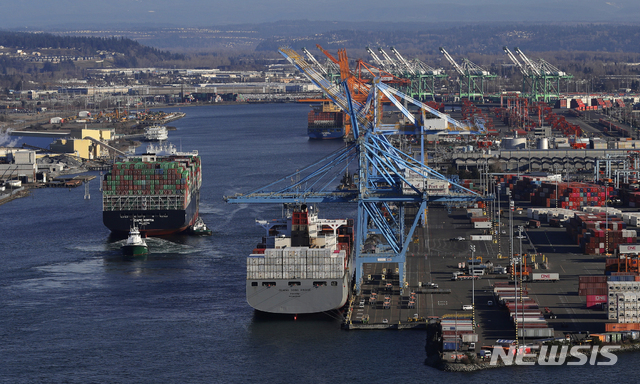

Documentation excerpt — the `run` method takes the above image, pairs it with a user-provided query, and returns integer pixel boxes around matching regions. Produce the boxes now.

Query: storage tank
[537,138,549,150]
[502,137,527,150]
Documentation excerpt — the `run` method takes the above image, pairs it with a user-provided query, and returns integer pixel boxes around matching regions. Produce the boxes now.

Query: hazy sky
[2,0,639,29]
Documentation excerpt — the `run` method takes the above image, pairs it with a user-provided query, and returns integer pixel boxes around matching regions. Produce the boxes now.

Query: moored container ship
[102,143,201,236]
[307,101,346,140]
[246,204,354,314]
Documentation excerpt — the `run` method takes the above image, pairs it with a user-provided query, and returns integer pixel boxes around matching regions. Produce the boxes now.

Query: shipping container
[517,328,554,338]
[531,273,560,282]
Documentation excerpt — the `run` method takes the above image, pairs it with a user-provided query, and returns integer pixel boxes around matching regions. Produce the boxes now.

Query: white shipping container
[470,235,492,241]
[531,273,560,281]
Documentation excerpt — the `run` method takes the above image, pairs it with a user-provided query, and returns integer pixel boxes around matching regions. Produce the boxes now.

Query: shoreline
[426,342,640,372]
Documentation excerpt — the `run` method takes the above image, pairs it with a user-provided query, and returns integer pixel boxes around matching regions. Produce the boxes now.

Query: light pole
[497,182,502,259]
[470,244,476,332]
[518,225,525,348]
[508,193,514,279]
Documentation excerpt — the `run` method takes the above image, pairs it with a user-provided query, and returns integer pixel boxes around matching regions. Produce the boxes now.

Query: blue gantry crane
[225,47,489,292]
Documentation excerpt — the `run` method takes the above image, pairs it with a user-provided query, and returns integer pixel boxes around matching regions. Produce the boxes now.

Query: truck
[474,221,492,229]
[528,219,541,228]
[531,272,560,282]
[453,274,480,281]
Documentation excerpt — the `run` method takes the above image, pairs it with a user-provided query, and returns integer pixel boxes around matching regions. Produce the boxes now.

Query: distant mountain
[1,0,639,28]
[16,22,640,56]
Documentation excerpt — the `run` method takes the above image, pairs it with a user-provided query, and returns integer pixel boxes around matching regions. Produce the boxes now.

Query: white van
[462,304,473,311]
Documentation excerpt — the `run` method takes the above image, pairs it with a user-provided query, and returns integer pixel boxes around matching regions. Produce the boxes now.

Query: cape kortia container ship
[102,143,201,236]
[246,204,354,314]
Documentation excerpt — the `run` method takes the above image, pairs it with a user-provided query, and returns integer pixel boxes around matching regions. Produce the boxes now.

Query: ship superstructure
[144,125,169,141]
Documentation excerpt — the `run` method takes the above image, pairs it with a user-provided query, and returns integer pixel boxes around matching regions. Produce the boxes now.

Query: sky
[2,0,639,29]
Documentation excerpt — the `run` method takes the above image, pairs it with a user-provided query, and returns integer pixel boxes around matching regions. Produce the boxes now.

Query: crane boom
[301,47,327,75]
[376,81,484,135]
[503,46,527,75]
[515,47,541,76]
[278,47,369,133]
[366,47,386,69]
[439,47,464,76]
[316,44,340,65]
[390,47,415,75]
[377,48,398,69]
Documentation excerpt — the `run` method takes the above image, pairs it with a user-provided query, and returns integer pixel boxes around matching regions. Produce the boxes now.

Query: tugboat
[189,217,212,236]
[121,226,149,257]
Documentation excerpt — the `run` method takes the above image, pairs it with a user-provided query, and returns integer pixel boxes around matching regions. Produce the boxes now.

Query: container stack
[527,207,577,223]
[461,99,494,130]
[530,182,614,209]
[564,212,637,255]
[492,174,520,196]
[579,276,608,308]
[607,281,640,323]
[102,155,201,211]
[440,314,476,351]
[493,282,554,338]
[627,193,640,208]
[621,211,640,226]
[246,248,346,280]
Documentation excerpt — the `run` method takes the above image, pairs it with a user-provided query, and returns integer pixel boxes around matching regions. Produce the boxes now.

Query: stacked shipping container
[607,282,640,323]
[102,154,201,211]
[246,248,346,280]
[493,282,554,338]
[441,314,476,351]
[565,213,637,255]
[530,182,613,210]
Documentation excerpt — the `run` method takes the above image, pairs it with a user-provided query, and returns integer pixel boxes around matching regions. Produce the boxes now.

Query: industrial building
[49,128,113,160]
[0,148,38,182]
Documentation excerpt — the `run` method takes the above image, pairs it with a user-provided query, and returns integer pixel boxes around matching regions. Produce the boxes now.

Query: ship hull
[103,191,199,236]
[121,244,148,257]
[246,274,350,314]
[307,126,344,140]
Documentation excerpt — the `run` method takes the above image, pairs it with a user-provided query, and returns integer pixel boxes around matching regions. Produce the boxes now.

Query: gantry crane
[368,47,446,101]
[389,47,447,101]
[503,46,572,102]
[225,46,490,293]
[439,47,496,101]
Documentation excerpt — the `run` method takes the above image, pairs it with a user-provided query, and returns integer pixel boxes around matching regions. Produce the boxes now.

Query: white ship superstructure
[144,125,169,141]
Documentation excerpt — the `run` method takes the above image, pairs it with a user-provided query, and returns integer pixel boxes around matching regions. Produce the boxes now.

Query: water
[1,103,636,383]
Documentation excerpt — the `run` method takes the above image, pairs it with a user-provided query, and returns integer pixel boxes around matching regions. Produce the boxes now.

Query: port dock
[345,204,610,348]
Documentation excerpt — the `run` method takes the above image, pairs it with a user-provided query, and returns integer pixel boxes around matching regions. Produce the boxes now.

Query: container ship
[246,204,354,314]
[102,143,201,236]
[307,101,346,140]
